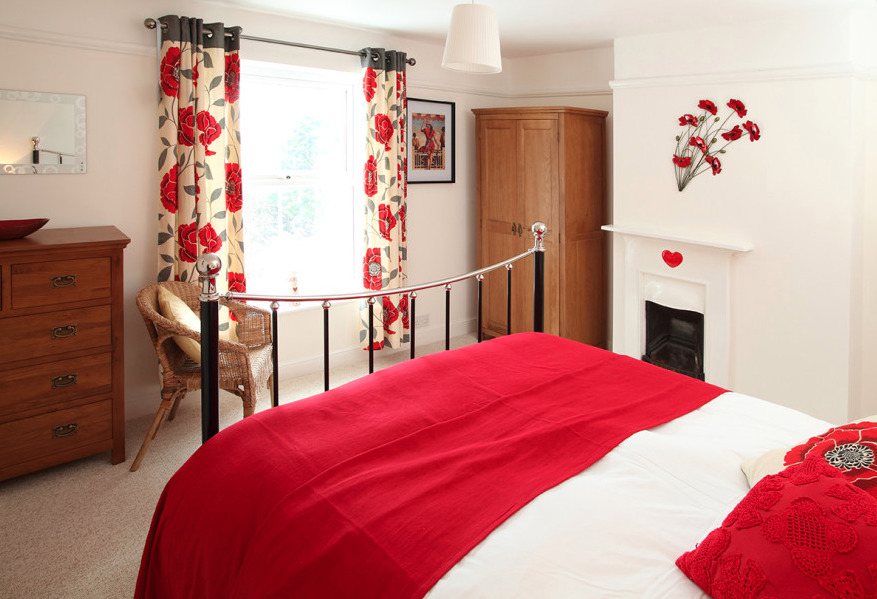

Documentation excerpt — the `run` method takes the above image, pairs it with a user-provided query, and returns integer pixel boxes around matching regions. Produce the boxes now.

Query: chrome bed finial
[195,253,222,302]
[532,222,547,251]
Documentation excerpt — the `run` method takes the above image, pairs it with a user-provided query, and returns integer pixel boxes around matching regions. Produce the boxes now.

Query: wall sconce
[441,3,502,74]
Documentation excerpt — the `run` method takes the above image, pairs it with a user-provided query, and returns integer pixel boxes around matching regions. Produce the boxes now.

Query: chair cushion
[157,286,206,363]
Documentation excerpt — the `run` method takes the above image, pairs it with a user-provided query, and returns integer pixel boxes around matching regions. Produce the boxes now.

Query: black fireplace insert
[642,300,705,380]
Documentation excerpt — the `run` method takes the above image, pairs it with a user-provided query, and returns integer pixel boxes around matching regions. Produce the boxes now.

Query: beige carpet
[0,335,475,599]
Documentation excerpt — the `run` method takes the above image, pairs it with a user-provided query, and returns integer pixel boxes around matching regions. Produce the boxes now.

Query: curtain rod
[143,18,416,66]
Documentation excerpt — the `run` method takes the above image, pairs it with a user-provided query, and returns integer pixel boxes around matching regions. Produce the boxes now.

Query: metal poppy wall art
[673,98,761,191]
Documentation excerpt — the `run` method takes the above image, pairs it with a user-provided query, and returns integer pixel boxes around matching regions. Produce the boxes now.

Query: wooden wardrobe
[473,106,608,347]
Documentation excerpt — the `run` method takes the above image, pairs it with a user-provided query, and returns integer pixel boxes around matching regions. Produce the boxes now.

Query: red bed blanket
[135,333,724,599]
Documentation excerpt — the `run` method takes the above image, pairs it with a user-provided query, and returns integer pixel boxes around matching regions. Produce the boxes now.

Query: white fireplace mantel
[603,225,753,388]
[602,225,753,253]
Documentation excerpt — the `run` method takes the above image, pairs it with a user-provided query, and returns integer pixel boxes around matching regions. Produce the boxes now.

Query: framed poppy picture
[407,98,455,184]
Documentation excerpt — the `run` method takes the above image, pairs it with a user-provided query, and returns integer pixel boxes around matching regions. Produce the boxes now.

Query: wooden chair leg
[168,388,186,421]
[130,392,175,472]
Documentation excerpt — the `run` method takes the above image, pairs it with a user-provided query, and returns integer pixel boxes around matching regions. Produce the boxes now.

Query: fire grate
[642,300,704,380]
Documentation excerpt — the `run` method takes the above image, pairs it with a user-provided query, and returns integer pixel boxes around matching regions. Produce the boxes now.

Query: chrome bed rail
[195,222,547,442]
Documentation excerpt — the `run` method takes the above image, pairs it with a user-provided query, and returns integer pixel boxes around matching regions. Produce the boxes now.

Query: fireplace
[642,301,704,380]
[602,225,752,388]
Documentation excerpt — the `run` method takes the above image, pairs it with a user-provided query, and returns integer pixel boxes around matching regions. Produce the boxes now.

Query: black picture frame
[407,98,455,184]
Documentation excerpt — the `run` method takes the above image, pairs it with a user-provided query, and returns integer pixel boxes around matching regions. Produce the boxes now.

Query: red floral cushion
[784,421,877,497]
[677,455,877,598]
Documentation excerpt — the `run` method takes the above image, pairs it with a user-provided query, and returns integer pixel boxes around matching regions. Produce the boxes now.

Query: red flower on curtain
[225,54,241,103]
[705,155,722,175]
[398,294,409,327]
[178,106,196,146]
[363,67,377,102]
[192,61,200,90]
[198,223,223,253]
[727,99,747,118]
[721,125,743,141]
[228,272,246,293]
[672,155,692,168]
[378,205,397,240]
[363,248,382,290]
[225,163,243,212]
[374,114,394,151]
[196,111,222,156]
[383,296,399,332]
[784,421,877,495]
[698,99,718,115]
[160,47,181,98]
[679,114,698,126]
[364,156,378,197]
[178,222,199,263]
[160,165,178,213]
[743,121,761,141]
[689,136,708,153]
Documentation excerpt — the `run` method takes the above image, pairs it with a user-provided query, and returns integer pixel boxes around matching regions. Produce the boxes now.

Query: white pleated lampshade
[441,3,502,74]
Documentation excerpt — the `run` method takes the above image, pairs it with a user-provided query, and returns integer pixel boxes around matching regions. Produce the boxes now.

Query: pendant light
[441,2,502,74]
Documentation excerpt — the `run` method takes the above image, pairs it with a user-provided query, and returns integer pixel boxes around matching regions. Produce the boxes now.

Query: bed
[132,330,875,599]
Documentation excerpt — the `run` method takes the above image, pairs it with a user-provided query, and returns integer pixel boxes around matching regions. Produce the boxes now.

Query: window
[240,61,363,299]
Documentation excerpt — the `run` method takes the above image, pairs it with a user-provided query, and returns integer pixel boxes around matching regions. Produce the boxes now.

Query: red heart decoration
[662,250,683,268]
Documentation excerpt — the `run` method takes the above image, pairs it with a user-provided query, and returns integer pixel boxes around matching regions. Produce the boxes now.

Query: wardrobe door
[513,118,559,335]
[477,118,520,337]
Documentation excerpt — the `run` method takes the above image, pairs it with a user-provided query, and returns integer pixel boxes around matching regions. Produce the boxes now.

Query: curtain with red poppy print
[360,49,408,350]
[156,15,245,335]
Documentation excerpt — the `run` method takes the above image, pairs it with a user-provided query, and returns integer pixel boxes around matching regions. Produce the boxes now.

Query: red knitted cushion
[677,455,877,598]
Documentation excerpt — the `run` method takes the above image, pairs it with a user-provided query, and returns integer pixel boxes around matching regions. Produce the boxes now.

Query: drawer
[11,257,111,309]
[0,305,111,363]
[0,353,113,419]
[0,399,112,471]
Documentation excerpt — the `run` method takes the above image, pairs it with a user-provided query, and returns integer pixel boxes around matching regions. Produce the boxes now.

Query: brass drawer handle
[52,423,79,438]
[51,274,77,288]
[51,324,78,339]
[52,374,78,388]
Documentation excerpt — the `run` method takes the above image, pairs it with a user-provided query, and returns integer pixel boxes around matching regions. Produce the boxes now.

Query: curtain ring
[205,30,214,38]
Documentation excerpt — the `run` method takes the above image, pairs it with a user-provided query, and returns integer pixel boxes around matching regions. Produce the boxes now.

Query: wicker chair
[131,281,274,471]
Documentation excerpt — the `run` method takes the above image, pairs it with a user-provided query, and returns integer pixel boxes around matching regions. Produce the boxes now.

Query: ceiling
[206,0,869,58]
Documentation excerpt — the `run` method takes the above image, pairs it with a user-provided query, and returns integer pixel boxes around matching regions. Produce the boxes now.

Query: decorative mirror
[0,89,87,175]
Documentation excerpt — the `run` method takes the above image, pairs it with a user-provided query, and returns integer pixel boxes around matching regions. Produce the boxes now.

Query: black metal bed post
[271,302,279,408]
[367,297,376,374]
[409,291,417,359]
[444,284,452,350]
[322,301,331,391]
[195,254,221,443]
[532,222,547,333]
[476,274,484,343]
[506,264,513,336]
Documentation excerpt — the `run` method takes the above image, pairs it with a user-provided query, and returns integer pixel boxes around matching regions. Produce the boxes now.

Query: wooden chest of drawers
[0,226,129,481]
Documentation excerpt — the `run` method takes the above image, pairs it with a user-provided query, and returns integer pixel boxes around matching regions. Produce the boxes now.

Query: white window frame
[240,60,364,307]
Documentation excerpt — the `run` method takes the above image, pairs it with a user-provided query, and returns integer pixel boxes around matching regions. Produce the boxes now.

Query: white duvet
[426,392,831,598]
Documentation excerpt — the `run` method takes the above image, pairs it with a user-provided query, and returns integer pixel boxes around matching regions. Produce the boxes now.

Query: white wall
[610,7,877,423]
[0,0,614,420]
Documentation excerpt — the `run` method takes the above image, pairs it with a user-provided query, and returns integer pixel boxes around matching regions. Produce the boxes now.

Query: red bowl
[0,218,50,240]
